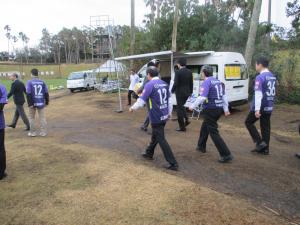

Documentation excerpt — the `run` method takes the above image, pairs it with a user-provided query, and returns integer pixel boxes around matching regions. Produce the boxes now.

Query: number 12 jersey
[26,78,49,108]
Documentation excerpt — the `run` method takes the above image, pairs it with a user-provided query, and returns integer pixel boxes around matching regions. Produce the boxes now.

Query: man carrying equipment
[189,65,233,163]
[245,57,276,155]
[0,82,8,180]
[130,66,178,171]
[26,68,49,137]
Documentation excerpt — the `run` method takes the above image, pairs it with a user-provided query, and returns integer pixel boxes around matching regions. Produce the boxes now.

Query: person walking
[0,82,8,180]
[245,57,276,155]
[189,65,233,163]
[130,66,178,170]
[7,73,30,131]
[26,68,49,137]
[171,58,193,132]
[138,59,160,132]
[128,70,139,106]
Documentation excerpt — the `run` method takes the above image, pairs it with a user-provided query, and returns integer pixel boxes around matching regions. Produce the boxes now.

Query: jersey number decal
[266,81,276,96]
[33,84,43,96]
[158,88,167,105]
[215,84,223,99]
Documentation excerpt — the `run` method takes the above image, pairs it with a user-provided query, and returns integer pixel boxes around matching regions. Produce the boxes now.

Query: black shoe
[295,153,300,159]
[185,121,191,127]
[176,128,186,132]
[142,153,153,160]
[24,127,30,131]
[0,173,7,180]
[7,124,15,129]
[196,146,206,153]
[218,155,233,163]
[251,141,268,153]
[140,126,147,132]
[258,150,269,155]
[165,164,178,171]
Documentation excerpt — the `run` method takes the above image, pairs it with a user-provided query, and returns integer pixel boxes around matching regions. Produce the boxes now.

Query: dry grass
[0,91,289,225]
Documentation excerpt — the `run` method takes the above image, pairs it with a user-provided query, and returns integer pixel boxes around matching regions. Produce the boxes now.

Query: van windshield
[224,64,248,80]
[68,72,85,80]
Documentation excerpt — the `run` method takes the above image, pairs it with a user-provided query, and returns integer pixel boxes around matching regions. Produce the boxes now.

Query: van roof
[115,51,244,62]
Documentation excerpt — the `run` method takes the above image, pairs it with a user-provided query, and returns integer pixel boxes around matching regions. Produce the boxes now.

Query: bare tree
[245,0,262,67]
[130,0,135,67]
[171,0,180,52]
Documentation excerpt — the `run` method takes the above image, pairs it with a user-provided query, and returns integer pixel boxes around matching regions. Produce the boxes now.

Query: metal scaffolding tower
[89,15,123,113]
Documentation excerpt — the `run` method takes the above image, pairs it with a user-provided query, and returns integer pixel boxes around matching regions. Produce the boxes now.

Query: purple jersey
[200,77,225,109]
[0,84,8,129]
[140,78,170,124]
[250,72,276,113]
[26,78,48,108]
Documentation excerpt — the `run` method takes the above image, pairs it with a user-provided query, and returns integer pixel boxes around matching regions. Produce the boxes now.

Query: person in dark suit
[7,73,30,130]
[171,58,193,132]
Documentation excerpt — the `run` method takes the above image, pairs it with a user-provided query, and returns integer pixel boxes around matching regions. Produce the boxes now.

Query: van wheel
[70,89,75,93]
[86,85,91,91]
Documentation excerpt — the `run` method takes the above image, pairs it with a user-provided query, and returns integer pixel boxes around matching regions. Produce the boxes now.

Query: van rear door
[223,64,248,103]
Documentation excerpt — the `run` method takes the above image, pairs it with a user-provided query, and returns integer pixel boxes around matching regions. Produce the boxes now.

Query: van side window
[224,64,248,80]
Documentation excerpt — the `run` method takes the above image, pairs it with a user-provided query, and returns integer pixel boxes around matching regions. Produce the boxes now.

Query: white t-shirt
[129,74,139,91]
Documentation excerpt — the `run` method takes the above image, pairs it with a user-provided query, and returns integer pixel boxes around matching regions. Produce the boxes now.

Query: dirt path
[47,91,300,223]
[2,90,299,224]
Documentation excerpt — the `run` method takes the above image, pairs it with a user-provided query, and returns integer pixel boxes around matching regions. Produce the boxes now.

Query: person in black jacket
[7,73,30,130]
[171,58,193,132]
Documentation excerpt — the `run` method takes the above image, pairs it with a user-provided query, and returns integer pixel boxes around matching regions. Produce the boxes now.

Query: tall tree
[4,25,11,57]
[171,0,180,51]
[245,0,262,67]
[145,0,156,26]
[130,0,136,67]
[266,0,272,49]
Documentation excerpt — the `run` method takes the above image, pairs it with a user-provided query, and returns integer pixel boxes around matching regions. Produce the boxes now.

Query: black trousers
[128,90,134,105]
[142,114,150,129]
[145,123,177,165]
[0,129,6,178]
[245,111,271,150]
[11,104,30,128]
[176,95,189,129]
[198,108,231,157]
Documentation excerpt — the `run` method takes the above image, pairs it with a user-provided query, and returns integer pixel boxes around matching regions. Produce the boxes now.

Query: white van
[67,71,97,93]
[135,51,249,107]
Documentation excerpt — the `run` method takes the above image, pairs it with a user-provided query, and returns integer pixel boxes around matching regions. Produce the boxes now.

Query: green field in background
[0,63,101,78]
[0,78,67,92]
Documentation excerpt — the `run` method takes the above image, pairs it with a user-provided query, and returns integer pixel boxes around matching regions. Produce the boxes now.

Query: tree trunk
[266,0,272,49]
[130,0,135,68]
[171,0,180,52]
[244,0,262,67]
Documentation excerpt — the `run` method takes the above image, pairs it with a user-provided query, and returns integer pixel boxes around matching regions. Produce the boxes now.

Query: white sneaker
[39,132,47,137]
[28,132,37,137]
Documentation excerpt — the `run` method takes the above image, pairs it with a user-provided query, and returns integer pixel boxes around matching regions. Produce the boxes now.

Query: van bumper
[229,99,248,107]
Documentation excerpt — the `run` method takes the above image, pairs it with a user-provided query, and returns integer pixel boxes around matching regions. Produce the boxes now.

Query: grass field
[0,78,67,92]
[0,63,101,78]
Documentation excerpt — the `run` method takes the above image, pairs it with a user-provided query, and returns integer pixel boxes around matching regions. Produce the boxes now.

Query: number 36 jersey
[26,78,49,108]
[140,78,170,125]
[251,72,276,113]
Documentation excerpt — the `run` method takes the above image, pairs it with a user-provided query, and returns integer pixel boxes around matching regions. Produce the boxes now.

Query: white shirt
[129,73,139,91]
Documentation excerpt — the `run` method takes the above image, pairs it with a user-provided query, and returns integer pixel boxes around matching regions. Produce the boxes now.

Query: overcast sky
[0,0,292,52]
